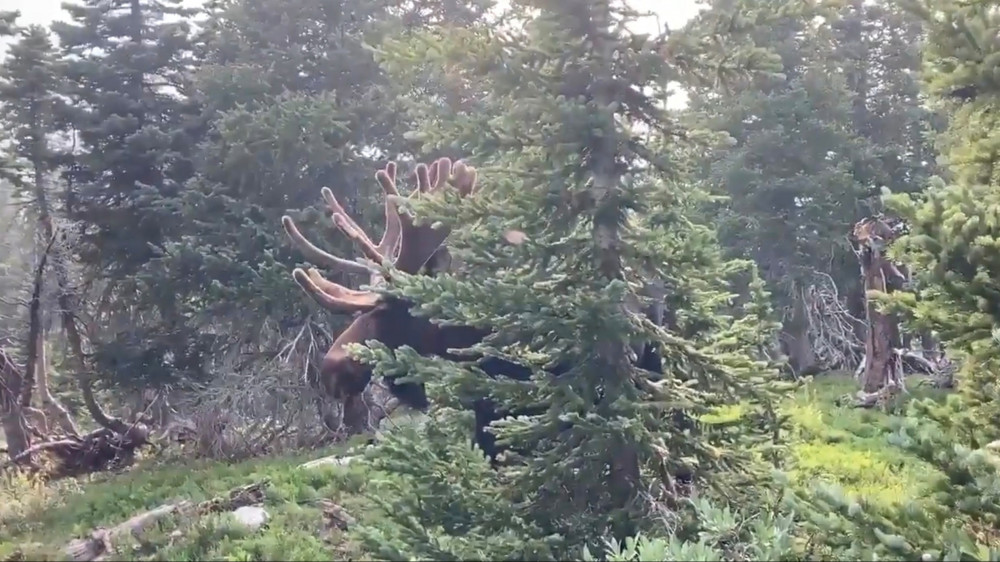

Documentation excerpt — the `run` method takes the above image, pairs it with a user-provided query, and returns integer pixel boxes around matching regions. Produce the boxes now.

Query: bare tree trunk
[33,169,130,436]
[18,232,57,409]
[782,292,817,375]
[34,330,80,437]
[2,233,58,462]
[58,295,130,435]
[1,348,32,461]
[853,217,905,394]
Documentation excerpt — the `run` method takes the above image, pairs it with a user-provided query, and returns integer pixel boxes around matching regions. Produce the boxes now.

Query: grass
[0,372,951,561]
[0,443,378,561]
[781,372,949,507]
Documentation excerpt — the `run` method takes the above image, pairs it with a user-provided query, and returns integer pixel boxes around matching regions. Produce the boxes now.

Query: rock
[231,506,269,531]
[300,455,358,470]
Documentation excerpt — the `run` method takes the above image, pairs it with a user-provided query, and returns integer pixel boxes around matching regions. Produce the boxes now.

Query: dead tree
[1,225,151,478]
[2,232,60,463]
[851,216,907,394]
[1,347,33,461]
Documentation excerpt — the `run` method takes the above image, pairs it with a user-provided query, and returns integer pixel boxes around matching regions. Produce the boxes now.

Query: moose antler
[282,157,479,314]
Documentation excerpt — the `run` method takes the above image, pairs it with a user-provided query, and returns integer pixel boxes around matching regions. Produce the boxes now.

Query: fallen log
[2,424,150,480]
[64,479,270,561]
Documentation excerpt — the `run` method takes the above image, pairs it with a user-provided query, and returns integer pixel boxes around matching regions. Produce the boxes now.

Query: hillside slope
[0,373,949,561]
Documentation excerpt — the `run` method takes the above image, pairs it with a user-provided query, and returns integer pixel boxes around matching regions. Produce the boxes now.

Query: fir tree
[348,0,793,557]
[50,0,205,388]
[782,1,1000,558]
[0,24,62,199]
[886,0,1000,446]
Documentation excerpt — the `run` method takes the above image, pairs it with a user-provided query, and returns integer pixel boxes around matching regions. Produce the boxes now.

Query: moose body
[283,157,664,463]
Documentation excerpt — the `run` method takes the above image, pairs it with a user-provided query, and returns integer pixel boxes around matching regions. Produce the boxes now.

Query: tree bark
[588,1,640,527]
[1,348,32,461]
[781,291,817,375]
[32,162,130,436]
[34,330,80,437]
[852,217,905,393]
[18,231,57,409]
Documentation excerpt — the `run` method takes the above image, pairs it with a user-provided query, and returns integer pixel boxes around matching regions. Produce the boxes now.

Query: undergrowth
[0,373,952,561]
[782,372,948,508]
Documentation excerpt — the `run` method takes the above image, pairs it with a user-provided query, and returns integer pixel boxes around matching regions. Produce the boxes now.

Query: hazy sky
[4,0,702,106]
[9,0,703,33]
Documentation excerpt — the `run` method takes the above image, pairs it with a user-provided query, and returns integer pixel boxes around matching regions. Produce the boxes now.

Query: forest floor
[0,372,950,561]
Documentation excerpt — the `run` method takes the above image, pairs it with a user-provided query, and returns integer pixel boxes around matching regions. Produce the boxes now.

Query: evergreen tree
[347,0,793,557]
[143,0,481,391]
[686,0,875,374]
[687,0,937,375]
[50,0,206,389]
[886,0,1000,446]
[780,1,1000,558]
[0,11,18,37]
[0,21,62,405]
[0,24,61,201]
[831,0,940,200]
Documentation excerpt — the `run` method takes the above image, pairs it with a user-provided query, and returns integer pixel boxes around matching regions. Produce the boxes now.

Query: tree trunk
[781,292,817,375]
[919,329,939,362]
[35,330,80,437]
[853,217,904,393]
[589,1,640,529]
[18,232,57,409]
[33,159,129,436]
[1,348,32,461]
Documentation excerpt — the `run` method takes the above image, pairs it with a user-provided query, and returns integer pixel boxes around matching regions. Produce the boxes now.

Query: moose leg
[341,394,371,435]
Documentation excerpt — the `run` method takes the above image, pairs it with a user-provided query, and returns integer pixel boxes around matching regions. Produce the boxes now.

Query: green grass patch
[0,444,377,561]
[0,372,955,560]
[781,372,949,507]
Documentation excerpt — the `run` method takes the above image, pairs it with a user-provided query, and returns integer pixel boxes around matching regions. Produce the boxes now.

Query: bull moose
[282,157,664,462]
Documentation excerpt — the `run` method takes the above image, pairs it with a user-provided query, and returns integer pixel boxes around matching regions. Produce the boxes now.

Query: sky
[9,0,703,33]
[3,0,703,107]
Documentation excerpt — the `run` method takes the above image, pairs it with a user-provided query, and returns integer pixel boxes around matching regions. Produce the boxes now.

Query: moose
[282,156,665,462]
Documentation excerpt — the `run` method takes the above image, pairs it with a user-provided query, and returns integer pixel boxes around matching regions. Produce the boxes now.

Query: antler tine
[449,160,479,196]
[305,268,374,300]
[320,161,405,266]
[393,157,480,274]
[291,268,379,313]
[320,187,371,245]
[281,216,372,276]
[374,162,402,258]
[330,212,385,264]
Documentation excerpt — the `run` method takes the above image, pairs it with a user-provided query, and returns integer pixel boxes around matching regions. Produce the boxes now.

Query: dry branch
[2,424,150,479]
[64,479,270,561]
[33,332,80,437]
[804,272,865,371]
[1,347,32,461]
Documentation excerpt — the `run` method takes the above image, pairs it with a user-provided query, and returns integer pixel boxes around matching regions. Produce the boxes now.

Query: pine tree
[0,24,61,200]
[0,22,83,438]
[780,1,1000,558]
[50,0,205,388]
[347,0,793,557]
[886,0,1000,444]
[0,11,17,36]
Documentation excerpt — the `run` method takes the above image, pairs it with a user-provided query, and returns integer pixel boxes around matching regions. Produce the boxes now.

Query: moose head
[281,157,481,432]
